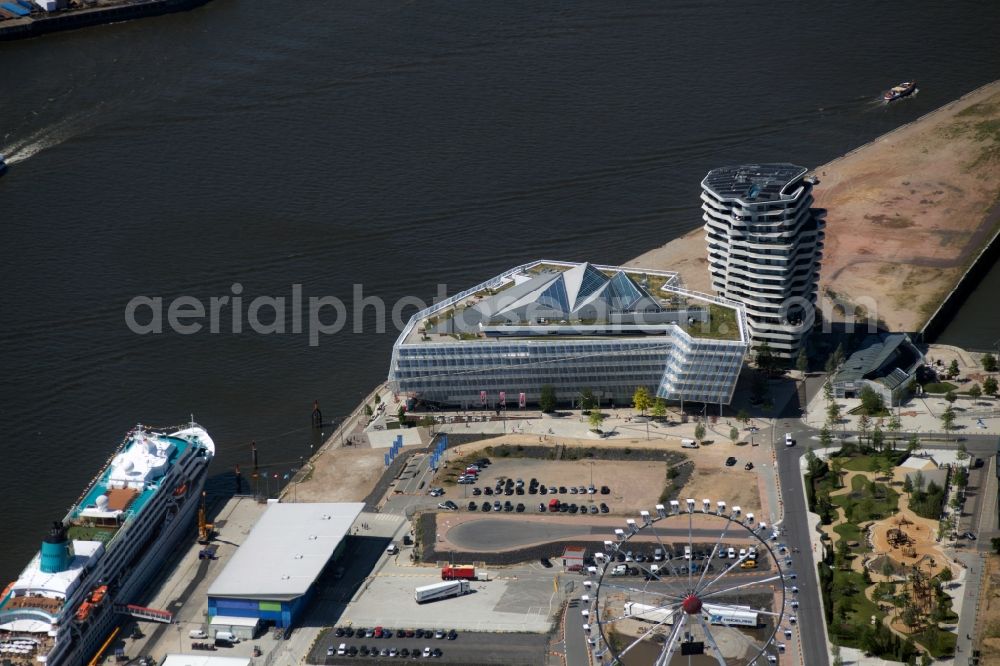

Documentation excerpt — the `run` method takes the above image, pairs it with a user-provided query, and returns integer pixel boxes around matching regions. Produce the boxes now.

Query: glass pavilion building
[388,261,749,408]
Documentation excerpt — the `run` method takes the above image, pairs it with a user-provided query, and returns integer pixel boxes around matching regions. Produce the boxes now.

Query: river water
[1,0,998,580]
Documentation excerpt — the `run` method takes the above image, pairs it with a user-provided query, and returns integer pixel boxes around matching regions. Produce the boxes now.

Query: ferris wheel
[581,499,797,666]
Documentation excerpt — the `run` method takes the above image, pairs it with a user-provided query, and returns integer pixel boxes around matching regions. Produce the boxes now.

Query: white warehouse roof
[207,502,363,601]
[162,657,250,666]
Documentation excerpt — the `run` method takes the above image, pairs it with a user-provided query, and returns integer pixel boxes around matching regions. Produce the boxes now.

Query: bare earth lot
[629,80,1000,332]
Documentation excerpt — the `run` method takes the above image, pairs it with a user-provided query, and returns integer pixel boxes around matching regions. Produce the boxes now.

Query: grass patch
[838,452,905,472]
[827,567,884,647]
[685,302,741,341]
[911,625,957,658]
[833,521,865,548]
[922,381,957,393]
[829,474,899,523]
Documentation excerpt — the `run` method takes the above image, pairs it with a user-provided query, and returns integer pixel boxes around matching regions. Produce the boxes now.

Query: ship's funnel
[40,521,72,573]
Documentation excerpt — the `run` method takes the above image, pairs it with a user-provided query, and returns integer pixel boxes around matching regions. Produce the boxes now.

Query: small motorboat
[884,81,916,102]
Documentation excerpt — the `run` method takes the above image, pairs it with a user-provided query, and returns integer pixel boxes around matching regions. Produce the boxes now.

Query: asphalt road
[774,422,827,666]
[447,518,759,551]
[564,597,590,666]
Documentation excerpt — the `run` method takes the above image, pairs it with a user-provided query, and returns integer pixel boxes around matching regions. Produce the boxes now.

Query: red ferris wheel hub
[682,594,703,615]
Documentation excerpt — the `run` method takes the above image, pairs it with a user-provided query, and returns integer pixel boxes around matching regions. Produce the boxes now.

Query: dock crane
[197,491,214,545]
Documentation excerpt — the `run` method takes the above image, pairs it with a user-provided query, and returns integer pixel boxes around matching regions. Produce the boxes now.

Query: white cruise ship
[0,423,215,666]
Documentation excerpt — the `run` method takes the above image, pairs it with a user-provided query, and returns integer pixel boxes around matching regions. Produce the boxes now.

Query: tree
[940,408,956,435]
[991,536,1000,554]
[373,394,381,405]
[827,401,841,427]
[913,470,925,493]
[632,386,652,415]
[901,604,922,630]
[588,410,605,432]
[823,381,834,402]
[364,404,373,417]
[903,475,914,495]
[796,348,809,376]
[944,390,957,405]
[860,385,886,415]
[886,413,902,446]
[969,383,982,401]
[580,388,596,413]
[397,405,407,424]
[906,433,920,454]
[651,398,667,420]
[983,352,998,372]
[831,458,844,489]
[694,422,706,443]
[956,441,968,463]
[948,359,960,379]
[835,538,850,567]
[820,425,834,449]
[858,414,872,443]
[736,408,749,424]
[985,376,999,397]
[729,426,739,445]
[539,385,557,413]
[756,342,776,376]
[872,426,885,453]
[954,466,968,489]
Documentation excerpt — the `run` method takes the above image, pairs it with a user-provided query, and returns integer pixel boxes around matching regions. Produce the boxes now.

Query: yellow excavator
[197,492,214,545]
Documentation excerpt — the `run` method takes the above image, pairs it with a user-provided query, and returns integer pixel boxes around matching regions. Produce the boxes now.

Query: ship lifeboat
[90,585,108,605]
[76,601,92,622]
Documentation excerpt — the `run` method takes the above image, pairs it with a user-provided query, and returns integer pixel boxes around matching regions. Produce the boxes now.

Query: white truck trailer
[624,602,758,627]
[414,579,471,604]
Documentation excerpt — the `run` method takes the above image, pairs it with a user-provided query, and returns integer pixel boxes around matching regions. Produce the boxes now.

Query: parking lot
[308,629,549,665]
[339,556,560,633]
[436,456,669,515]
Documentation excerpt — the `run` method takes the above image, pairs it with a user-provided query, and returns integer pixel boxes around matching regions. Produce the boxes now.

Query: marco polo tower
[701,164,824,359]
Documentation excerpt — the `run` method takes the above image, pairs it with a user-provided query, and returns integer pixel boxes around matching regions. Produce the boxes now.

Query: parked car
[482,502,491,512]
[516,503,525,512]
[600,503,609,513]
[429,487,445,496]
[472,487,482,496]
[538,503,546,512]
[745,462,754,471]
[725,457,738,467]
[600,485,611,494]
[590,505,599,514]
[468,501,477,511]
[438,501,458,510]
[493,501,502,511]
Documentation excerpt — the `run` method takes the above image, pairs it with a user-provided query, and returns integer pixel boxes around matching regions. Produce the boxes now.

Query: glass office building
[388,261,749,408]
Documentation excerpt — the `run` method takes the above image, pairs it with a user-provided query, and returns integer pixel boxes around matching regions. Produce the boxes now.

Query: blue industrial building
[206,502,363,635]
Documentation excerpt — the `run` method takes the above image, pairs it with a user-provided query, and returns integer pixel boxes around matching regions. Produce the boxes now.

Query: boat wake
[0,108,101,165]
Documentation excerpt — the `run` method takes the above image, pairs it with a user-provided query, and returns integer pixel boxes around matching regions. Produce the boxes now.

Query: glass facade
[390,325,746,406]
[388,260,749,407]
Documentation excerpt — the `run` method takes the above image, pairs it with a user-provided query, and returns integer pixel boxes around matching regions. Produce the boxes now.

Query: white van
[337,643,347,656]
[214,631,238,644]
[681,439,699,449]
[727,547,736,559]
[684,546,691,560]
[784,433,794,447]
[386,543,399,555]
[189,630,208,639]
[653,548,664,562]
